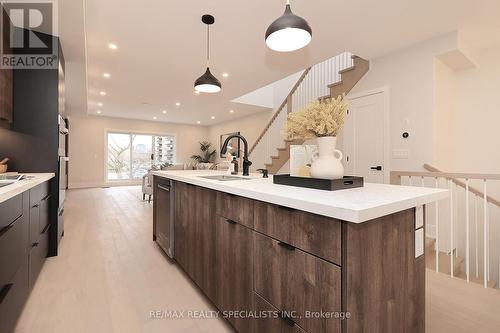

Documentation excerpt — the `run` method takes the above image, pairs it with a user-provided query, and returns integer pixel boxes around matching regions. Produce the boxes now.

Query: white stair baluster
[465,179,470,282]
[449,178,454,278]
[475,194,479,278]
[484,179,488,288]
[435,177,439,273]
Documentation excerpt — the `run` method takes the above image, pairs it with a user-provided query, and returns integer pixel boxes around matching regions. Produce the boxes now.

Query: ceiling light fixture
[103,73,111,78]
[211,116,215,120]
[98,103,103,106]
[265,0,312,52]
[175,102,181,106]
[153,116,157,120]
[162,110,167,114]
[108,43,118,50]
[197,121,201,124]
[194,15,221,93]
[99,91,106,96]
[97,110,101,114]
[229,110,234,113]
[222,73,229,78]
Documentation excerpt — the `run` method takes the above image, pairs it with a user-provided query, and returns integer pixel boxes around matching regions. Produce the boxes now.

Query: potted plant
[191,141,217,170]
[284,95,348,179]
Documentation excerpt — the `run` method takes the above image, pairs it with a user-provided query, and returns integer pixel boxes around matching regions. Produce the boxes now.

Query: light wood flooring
[15,186,500,333]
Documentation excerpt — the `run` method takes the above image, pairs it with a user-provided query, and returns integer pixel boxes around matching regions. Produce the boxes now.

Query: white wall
[350,32,459,172]
[208,111,272,165]
[68,114,209,188]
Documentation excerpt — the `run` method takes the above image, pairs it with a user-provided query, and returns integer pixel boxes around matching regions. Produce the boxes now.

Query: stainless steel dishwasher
[154,179,175,258]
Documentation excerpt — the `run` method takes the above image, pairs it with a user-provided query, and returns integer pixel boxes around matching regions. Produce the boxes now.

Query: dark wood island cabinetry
[153,175,427,333]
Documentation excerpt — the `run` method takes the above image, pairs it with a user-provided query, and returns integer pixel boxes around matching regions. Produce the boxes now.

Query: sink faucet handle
[256,169,269,178]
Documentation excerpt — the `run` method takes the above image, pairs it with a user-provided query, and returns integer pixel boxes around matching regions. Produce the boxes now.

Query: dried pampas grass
[284,94,348,140]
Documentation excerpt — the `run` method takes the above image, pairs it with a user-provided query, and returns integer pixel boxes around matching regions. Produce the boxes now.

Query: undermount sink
[198,175,252,181]
[0,182,14,188]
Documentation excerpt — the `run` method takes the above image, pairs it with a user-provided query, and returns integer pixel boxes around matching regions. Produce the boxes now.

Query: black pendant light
[265,0,312,52]
[194,15,221,93]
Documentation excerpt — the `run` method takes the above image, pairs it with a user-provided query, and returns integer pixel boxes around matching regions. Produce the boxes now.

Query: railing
[249,52,354,170]
[391,164,500,289]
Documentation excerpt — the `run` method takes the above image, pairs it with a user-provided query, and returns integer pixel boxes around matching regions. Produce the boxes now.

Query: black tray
[273,174,364,191]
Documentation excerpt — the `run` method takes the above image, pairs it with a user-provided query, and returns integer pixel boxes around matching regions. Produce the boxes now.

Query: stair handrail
[390,163,500,207]
[248,67,312,156]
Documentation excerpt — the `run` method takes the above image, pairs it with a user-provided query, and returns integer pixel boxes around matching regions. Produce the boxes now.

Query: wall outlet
[393,149,410,159]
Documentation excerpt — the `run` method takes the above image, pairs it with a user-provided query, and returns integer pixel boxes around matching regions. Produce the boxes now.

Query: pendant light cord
[206,24,210,67]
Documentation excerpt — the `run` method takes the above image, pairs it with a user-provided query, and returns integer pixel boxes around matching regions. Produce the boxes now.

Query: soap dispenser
[231,155,238,175]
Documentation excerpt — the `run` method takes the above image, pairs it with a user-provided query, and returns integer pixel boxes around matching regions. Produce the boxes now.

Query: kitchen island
[152,170,448,333]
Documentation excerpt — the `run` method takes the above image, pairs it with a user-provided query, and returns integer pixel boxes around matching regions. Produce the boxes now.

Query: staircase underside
[262,55,370,174]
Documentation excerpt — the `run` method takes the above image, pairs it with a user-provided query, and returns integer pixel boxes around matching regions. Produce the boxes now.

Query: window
[106,132,175,181]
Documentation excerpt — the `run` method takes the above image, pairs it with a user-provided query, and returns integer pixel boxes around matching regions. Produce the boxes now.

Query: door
[340,91,387,183]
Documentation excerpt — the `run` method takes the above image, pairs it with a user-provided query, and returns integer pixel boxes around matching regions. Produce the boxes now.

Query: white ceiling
[59,0,500,125]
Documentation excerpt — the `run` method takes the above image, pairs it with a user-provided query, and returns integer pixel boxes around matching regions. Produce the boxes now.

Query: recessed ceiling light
[98,102,103,106]
[195,91,200,95]
[97,110,101,114]
[108,43,118,50]
[99,91,106,96]
[229,109,234,113]
[211,116,215,120]
[222,73,229,78]
[162,110,167,114]
[175,102,181,106]
[153,116,157,120]
[103,73,111,78]
[197,121,201,124]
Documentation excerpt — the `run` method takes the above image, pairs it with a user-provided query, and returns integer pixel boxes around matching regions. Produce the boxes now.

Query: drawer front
[0,258,29,333]
[28,225,49,290]
[39,195,51,234]
[29,182,49,207]
[0,194,22,229]
[0,216,24,290]
[254,233,341,333]
[253,293,308,333]
[29,205,40,246]
[216,192,254,228]
[254,201,342,264]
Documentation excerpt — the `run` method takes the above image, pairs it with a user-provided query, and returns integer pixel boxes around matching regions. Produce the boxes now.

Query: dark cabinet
[215,216,254,333]
[0,257,28,333]
[253,293,307,333]
[174,181,217,302]
[254,232,341,333]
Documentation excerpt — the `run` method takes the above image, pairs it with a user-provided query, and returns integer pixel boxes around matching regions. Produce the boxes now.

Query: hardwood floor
[15,186,233,333]
[14,186,500,333]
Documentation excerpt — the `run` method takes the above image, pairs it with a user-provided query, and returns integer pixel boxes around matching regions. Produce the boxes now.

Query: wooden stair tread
[426,250,464,276]
[455,271,497,288]
[338,66,355,75]
[327,81,343,89]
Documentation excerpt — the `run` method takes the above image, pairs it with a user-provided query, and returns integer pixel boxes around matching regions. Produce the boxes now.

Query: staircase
[249,53,370,174]
[392,165,500,290]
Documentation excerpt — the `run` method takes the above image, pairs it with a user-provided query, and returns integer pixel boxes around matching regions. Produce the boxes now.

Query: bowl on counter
[0,164,7,173]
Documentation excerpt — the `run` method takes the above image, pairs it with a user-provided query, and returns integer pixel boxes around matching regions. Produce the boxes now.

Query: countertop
[0,173,55,204]
[152,170,448,223]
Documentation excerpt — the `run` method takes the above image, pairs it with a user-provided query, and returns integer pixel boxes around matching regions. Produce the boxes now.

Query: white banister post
[465,179,470,283]
[475,194,479,278]
[449,179,454,278]
[483,179,488,288]
[435,177,439,273]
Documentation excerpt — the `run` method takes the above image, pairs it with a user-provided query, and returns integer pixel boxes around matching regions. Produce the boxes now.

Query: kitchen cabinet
[0,9,13,128]
[0,179,52,333]
[215,216,254,333]
[174,181,217,302]
[159,178,425,333]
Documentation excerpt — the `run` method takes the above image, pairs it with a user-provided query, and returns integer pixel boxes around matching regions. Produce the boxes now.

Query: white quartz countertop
[152,170,448,223]
[0,173,55,204]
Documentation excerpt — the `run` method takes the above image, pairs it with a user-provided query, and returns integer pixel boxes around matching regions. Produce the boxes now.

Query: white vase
[309,136,345,179]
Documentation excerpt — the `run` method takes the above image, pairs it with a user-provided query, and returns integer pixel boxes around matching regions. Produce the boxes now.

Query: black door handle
[370,166,382,171]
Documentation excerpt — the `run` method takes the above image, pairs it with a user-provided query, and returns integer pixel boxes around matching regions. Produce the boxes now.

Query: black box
[273,174,364,191]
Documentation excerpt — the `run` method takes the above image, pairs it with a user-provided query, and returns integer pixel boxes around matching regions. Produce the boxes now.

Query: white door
[338,91,387,183]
